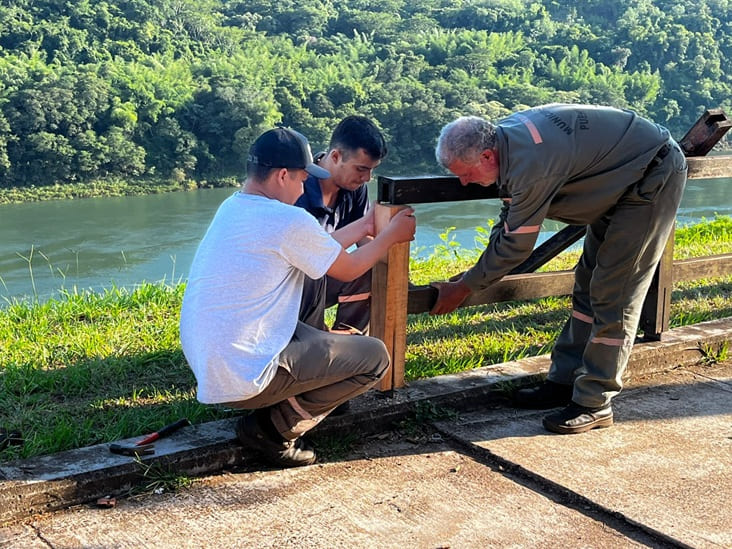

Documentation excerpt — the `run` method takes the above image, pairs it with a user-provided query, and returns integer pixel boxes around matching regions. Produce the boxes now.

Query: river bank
[0,177,238,206]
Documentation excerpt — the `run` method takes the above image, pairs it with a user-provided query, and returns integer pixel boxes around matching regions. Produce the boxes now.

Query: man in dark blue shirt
[296,116,388,335]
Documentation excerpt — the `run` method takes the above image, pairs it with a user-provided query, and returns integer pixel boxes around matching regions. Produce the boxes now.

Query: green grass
[0,285,235,461]
[1,216,731,461]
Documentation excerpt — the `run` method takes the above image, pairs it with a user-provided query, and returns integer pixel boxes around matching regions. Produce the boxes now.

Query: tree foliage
[0,0,729,187]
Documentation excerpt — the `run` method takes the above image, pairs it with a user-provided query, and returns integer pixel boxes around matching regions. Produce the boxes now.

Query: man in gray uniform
[430,104,687,434]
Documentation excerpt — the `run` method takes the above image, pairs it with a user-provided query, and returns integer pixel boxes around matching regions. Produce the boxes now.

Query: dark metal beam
[510,225,585,274]
[679,108,731,156]
[377,175,499,205]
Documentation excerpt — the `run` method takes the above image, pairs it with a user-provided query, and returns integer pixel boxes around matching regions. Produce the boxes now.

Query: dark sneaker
[236,415,317,467]
[514,380,573,409]
[542,402,613,434]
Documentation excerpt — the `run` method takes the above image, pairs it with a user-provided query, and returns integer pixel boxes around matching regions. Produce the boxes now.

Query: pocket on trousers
[626,170,665,203]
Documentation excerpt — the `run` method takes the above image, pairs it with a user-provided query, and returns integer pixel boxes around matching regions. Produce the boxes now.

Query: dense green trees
[0,0,729,188]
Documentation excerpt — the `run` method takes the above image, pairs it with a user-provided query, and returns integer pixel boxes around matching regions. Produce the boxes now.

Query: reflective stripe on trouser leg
[548,227,594,385]
[573,148,686,408]
[547,309,594,385]
[326,271,372,334]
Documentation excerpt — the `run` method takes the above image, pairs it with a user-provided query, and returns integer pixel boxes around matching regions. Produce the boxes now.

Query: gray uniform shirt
[462,104,671,291]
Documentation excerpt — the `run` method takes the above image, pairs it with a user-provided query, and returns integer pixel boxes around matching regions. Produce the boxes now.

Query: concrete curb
[1,317,731,525]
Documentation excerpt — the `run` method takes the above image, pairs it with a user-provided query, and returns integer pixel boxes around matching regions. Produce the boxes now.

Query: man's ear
[275,167,289,185]
[265,168,288,194]
[480,149,498,169]
[329,148,342,164]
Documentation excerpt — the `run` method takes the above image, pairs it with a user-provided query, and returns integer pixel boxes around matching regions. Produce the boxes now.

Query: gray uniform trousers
[548,141,688,408]
[301,271,372,334]
[326,272,372,334]
[226,275,389,440]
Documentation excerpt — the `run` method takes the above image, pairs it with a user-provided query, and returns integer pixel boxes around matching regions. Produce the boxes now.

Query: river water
[0,177,730,302]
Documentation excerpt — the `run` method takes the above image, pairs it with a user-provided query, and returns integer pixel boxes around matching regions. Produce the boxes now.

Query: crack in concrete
[432,423,694,549]
[691,372,732,391]
[31,523,54,548]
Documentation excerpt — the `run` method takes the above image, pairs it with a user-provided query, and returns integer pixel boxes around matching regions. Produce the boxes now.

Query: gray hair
[435,116,497,168]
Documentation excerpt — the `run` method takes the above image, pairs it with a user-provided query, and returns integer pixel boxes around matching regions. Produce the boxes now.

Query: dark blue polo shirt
[295,174,370,233]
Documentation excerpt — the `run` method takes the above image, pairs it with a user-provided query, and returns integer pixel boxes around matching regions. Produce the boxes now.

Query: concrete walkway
[1,318,731,547]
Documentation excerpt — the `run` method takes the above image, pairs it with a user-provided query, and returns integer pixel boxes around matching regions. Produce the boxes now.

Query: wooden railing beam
[377,153,732,207]
[510,225,586,275]
[404,254,732,315]
[687,155,732,179]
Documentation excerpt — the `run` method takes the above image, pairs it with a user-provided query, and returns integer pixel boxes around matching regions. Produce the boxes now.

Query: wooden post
[640,225,675,341]
[371,203,411,390]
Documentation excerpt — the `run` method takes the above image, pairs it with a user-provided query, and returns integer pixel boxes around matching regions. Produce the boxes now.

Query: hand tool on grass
[108,418,190,456]
[109,442,155,456]
[135,418,191,446]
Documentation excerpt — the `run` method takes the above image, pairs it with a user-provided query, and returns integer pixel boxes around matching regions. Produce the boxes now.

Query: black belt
[655,142,672,160]
[644,142,672,174]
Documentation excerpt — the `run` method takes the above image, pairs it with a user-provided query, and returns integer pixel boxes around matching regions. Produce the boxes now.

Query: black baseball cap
[248,127,331,179]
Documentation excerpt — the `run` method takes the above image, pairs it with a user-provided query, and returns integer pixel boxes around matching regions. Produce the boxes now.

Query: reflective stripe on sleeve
[503,222,541,234]
[515,114,543,144]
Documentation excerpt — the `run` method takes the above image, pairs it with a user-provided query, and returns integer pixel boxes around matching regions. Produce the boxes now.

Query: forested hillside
[0,0,729,188]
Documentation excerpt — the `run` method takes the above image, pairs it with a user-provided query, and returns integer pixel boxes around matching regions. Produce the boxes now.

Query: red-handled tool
[136,418,191,446]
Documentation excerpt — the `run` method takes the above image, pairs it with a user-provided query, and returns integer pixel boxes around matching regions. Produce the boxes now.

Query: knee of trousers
[334,333,391,379]
[361,336,390,379]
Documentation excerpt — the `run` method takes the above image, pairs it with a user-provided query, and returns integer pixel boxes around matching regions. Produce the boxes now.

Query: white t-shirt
[179,192,343,403]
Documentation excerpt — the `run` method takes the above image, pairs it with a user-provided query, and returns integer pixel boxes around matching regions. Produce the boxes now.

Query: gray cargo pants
[548,140,688,408]
[227,277,389,440]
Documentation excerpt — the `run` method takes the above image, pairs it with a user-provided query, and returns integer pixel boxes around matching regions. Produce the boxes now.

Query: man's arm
[330,207,375,248]
[429,200,538,315]
[327,208,414,281]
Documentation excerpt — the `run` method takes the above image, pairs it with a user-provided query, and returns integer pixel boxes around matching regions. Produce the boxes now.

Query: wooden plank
[407,271,576,314]
[377,175,499,205]
[371,204,410,390]
[687,155,732,179]
[406,254,732,316]
[672,253,732,282]
[371,262,393,389]
[389,248,409,389]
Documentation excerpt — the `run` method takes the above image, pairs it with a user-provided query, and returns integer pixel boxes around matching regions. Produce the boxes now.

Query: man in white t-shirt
[180,127,416,467]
